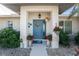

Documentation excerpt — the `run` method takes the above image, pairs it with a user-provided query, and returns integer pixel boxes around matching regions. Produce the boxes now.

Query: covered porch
[20,5,59,48]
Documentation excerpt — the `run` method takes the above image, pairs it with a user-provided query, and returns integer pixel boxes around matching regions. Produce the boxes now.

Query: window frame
[59,20,72,34]
[7,21,13,28]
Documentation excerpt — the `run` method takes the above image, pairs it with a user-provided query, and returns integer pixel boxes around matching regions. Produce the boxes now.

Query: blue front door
[33,20,45,39]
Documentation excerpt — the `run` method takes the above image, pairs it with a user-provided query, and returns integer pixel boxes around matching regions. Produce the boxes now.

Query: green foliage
[0,28,20,48]
[59,30,69,46]
[75,32,79,45]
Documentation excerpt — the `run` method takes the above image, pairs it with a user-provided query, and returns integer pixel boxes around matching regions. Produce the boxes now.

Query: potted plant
[27,35,34,47]
[75,47,79,56]
[54,26,61,34]
[46,34,52,47]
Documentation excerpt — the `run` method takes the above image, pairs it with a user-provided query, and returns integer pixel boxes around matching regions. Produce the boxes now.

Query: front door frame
[33,19,46,39]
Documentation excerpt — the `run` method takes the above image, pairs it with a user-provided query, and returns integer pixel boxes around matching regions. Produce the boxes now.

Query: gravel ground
[47,47,76,56]
[0,48,31,56]
[47,41,77,56]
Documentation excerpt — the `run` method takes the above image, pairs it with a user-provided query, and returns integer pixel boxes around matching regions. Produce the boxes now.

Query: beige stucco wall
[0,17,20,31]
[59,16,79,34]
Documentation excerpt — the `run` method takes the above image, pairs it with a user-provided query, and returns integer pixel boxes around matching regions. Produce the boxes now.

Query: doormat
[32,40,42,44]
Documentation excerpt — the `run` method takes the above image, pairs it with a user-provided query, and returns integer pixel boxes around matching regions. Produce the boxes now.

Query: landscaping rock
[0,48,31,56]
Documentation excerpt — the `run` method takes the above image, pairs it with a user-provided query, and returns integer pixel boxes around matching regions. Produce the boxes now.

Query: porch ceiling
[1,3,74,14]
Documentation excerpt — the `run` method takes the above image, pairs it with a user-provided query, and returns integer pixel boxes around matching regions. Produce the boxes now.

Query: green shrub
[75,32,79,45]
[59,30,69,46]
[0,28,20,48]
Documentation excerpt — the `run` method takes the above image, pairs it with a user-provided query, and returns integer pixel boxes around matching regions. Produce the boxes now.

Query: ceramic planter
[27,35,34,47]
[28,40,32,47]
[55,31,60,35]
[20,42,24,48]
[47,40,51,47]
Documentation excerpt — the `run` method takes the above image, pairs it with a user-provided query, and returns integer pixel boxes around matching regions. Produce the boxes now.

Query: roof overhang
[1,3,74,14]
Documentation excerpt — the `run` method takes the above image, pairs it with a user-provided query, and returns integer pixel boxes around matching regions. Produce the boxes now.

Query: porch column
[51,6,59,48]
[20,7,28,48]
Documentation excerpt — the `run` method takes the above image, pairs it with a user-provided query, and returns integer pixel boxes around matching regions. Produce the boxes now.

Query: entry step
[33,40,42,44]
[32,39,47,45]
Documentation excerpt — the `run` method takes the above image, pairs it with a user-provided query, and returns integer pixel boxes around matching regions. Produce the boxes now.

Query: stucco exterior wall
[0,17,20,31]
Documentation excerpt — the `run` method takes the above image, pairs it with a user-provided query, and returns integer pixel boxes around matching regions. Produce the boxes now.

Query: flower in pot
[27,35,34,47]
[46,34,52,47]
[53,26,61,34]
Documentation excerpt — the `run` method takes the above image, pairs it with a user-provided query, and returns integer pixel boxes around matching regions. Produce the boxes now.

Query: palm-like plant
[68,4,79,19]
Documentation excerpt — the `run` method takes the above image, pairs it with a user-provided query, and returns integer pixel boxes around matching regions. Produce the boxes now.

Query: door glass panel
[33,20,45,39]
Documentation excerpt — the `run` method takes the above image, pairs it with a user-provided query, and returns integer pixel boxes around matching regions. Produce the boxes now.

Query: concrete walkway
[30,44,48,56]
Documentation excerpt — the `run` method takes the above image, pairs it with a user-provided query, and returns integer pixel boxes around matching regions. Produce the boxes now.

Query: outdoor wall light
[38,13,41,18]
